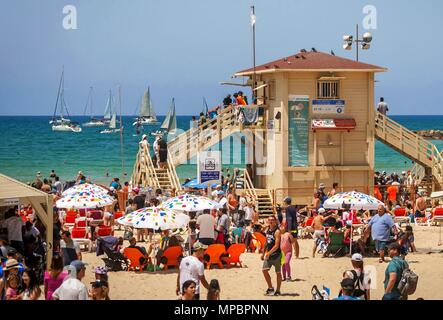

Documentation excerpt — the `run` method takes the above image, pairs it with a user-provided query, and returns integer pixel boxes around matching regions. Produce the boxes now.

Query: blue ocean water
[0,115,442,184]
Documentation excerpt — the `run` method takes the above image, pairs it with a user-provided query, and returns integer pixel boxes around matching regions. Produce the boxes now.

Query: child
[398,225,416,256]
[6,274,20,300]
[280,225,294,281]
[207,279,220,300]
[185,220,197,254]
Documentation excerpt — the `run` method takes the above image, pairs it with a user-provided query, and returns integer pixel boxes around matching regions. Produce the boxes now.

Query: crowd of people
[0,167,432,300]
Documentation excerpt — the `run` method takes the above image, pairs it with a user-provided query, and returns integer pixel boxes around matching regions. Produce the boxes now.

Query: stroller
[96,236,128,271]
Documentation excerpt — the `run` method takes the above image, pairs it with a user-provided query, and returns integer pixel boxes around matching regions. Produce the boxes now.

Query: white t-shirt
[60,240,81,254]
[52,278,88,300]
[218,197,228,208]
[244,207,253,221]
[179,256,205,295]
[196,214,215,239]
[239,197,247,211]
[2,216,24,242]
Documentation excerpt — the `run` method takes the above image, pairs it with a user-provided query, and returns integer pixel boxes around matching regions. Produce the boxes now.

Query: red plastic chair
[223,243,246,268]
[113,211,124,220]
[160,246,183,270]
[434,208,443,217]
[204,244,227,269]
[124,248,149,272]
[78,209,87,217]
[97,226,113,237]
[71,228,88,239]
[394,208,407,217]
[75,218,88,228]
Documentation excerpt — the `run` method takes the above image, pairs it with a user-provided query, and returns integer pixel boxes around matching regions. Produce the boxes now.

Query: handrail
[143,144,161,189]
[243,168,258,201]
[167,153,181,191]
[376,111,443,186]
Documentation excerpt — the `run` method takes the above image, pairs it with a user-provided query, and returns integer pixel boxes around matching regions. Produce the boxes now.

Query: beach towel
[240,107,259,125]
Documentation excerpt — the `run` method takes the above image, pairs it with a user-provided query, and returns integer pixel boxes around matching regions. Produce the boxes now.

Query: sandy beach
[80,225,443,300]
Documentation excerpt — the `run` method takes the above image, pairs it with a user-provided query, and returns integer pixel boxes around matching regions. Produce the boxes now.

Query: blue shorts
[375,240,387,252]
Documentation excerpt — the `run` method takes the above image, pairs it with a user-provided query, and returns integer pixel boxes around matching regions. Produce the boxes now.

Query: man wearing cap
[383,242,409,300]
[367,205,398,263]
[282,197,299,259]
[217,190,228,209]
[342,253,371,300]
[132,188,146,210]
[211,185,222,200]
[317,183,328,206]
[333,278,361,300]
[52,260,88,300]
[176,242,210,300]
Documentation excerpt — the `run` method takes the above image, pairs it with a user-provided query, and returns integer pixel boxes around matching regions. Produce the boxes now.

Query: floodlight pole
[251,5,256,100]
[356,24,359,62]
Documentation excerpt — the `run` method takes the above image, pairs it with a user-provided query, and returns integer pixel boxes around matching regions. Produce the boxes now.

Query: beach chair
[323,232,346,257]
[204,244,227,269]
[159,246,183,270]
[393,208,410,226]
[249,232,266,253]
[71,228,92,252]
[74,217,89,229]
[124,248,150,272]
[113,211,124,230]
[222,243,246,268]
[430,208,443,226]
[78,209,87,217]
[64,215,77,229]
[299,217,314,239]
[97,226,113,237]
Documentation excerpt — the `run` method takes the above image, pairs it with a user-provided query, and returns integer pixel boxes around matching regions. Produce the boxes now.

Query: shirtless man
[414,192,427,218]
[312,208,326,258]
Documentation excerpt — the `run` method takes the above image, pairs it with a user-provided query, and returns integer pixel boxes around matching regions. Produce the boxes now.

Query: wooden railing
[167,104,264,167]
[131,143,160,189]
[243,168,258,202]
[375,112,443,186]
[167,153,182,191]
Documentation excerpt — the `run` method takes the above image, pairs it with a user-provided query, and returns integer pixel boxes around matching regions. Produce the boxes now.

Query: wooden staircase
[131,143,182,191]
[241,168,275,218]
[375,112,443,189]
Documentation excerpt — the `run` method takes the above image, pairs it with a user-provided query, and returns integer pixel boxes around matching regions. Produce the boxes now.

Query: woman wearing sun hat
[0,259,21,300]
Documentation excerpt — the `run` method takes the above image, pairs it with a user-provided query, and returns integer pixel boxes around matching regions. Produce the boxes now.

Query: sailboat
[83,87,106,127]
[132,87,159,126]
[154,98,177,137]
[51,67,82,133]
[100,112,122,134]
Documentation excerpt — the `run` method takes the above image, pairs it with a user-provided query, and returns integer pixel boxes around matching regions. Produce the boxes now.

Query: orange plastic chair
[204,244,226,269]
[223,243,246,268]
[252,232,266,253]
[160,246,183,270]
[123,248,149,272]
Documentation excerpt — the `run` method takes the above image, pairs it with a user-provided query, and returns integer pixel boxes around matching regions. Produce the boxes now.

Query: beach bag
[397,267,418,296]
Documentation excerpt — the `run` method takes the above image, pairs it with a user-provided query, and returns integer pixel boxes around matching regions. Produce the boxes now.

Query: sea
[1,115,442,185]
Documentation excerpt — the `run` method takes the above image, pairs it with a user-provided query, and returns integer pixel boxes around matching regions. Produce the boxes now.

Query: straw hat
[4,259,20,271]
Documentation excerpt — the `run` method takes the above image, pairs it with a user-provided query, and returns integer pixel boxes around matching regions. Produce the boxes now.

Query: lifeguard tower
[132,50,443,214]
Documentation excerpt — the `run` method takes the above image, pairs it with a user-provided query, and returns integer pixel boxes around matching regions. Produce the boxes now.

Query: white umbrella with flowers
[56,191,115,209]
[62,183,109,197]
[116,207,190,230]
[161,194,220,212]
[323,191,385,211]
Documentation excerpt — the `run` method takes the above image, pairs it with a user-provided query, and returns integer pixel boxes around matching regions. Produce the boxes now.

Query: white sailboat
[83,87,106,127]
[154,98,177,137]
[132,87,159,126]
[51,67,82,133]
[100,112,122,134]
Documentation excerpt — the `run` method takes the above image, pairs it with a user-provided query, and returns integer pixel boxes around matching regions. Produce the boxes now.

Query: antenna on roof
[300,49,307,53]
[311,48,317,52]
[331,50,335,56]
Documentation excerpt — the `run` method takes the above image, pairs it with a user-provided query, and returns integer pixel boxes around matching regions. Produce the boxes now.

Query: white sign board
[3,198,20,206]
[312,100,345,114]
[197,151,221,184]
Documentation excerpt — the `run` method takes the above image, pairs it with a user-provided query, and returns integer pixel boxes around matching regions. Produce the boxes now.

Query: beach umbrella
[162,194,220,212]
[56,191,115,209]
[323,191,385,211]
[116,207,189,230]
[62,183,109,196]
[323,191,384,255]
[182,178,208,189]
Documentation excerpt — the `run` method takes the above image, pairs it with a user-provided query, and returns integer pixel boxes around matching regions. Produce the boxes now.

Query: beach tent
[182,178,208,189]
[0,173,54,267]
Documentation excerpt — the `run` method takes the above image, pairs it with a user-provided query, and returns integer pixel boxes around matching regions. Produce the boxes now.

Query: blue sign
[201,171,220,183]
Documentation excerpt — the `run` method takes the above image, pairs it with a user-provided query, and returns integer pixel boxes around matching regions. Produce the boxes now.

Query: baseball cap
[90,280,109,288]
[217,190,225,195]
[340,278,355,290]
[318,208,326,214]
[283,197,292,204]
[132,187,140,194]
[70,260,88,272]
[193,241,208,251]
[319,183,326,189]
[142,134,147,139]
[351,253,363,262]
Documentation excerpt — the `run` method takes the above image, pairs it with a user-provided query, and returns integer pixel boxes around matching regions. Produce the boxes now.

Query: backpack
[339,270,367,299]
[396,262,418,296]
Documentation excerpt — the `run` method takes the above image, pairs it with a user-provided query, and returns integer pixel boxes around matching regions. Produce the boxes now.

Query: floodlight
[362,43,371,50]
[343,35,353,42]
[363,32,373,43]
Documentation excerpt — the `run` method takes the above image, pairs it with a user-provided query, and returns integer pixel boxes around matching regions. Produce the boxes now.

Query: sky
[0,0,442,116]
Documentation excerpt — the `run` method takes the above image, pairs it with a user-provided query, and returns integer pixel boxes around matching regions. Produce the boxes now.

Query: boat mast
[118,85,125,178]
[52,67,64,121]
